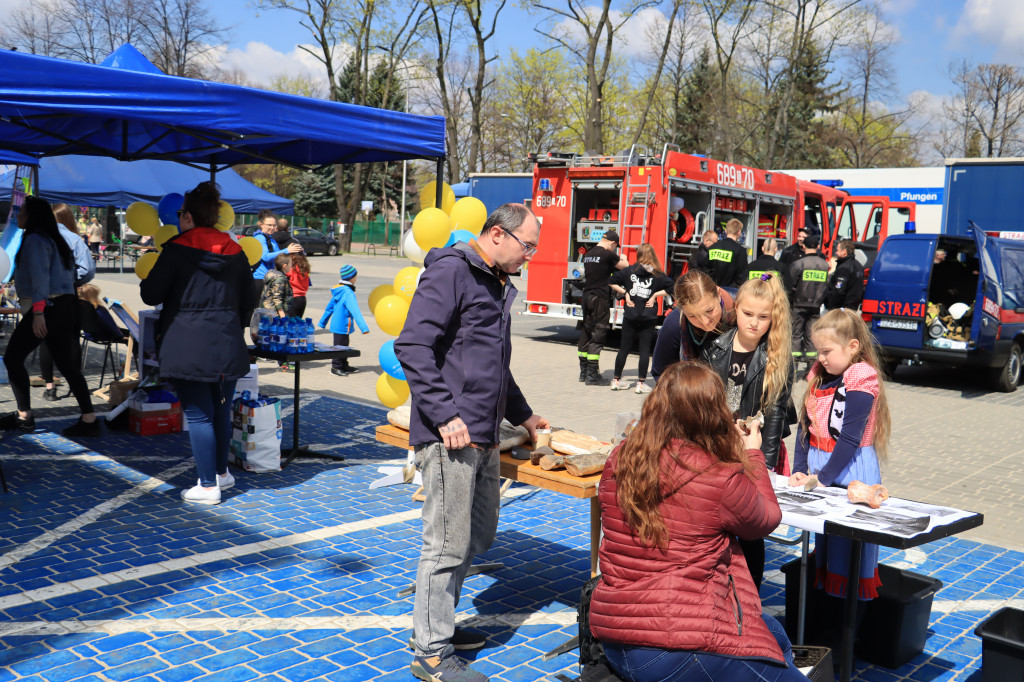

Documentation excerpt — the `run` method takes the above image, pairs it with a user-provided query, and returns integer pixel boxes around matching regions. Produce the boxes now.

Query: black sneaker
[409,628,487,652]
[42,387,59,402]
[62,418,102,438]
[343,366,359,374]
[330,367,348,377]
[0,412,35,432]
[411,655,488,682]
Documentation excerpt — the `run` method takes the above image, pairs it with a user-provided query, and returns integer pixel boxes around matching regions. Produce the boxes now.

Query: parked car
[230,225,259,238]
[862,225,1024,391]
[284,227,340,256]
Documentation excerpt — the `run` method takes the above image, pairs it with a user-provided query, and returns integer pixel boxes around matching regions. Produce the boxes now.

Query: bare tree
[533,0,660,154]
[6,0,224,72]
[941,61,1024,158]
[628,0,686,148]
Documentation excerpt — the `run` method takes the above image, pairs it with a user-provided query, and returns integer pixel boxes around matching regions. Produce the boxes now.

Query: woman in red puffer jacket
[590,361,806,682]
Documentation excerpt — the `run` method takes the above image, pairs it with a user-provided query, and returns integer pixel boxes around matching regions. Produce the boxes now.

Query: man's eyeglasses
[501,227,538,256]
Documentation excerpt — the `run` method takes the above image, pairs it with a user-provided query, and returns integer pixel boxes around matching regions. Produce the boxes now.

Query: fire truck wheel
[993,343,1021,393]
[675,209,695,243]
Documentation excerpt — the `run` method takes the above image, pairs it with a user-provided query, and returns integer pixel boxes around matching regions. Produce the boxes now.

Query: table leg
[797,531,810,646]
[590,496,600,578]
[281,360,345,467]
[839,540,863,682]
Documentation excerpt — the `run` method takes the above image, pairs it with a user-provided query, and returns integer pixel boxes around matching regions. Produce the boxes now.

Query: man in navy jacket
[396,203,549,682]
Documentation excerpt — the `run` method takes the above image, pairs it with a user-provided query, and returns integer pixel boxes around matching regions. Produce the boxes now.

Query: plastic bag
[230,397,282,472]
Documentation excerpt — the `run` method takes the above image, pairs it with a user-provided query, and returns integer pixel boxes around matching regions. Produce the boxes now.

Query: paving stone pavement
[0,253,1021,681]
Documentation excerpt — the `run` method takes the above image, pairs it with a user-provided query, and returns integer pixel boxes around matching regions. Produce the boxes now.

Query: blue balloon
[158,193,184,226]
[445,229,476,247]
[378,340,406,380]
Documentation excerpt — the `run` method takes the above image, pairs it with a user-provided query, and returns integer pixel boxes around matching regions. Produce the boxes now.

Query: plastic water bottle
[305,318,316,352]
[273,319,285,352]
[258,318,270,350]
[294,317,307,353]
[291,317,303,353]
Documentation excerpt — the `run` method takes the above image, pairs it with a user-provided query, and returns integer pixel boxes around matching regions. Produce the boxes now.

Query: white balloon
[403,229,426,263]
[415,266,426,287]
[0,248,11,283]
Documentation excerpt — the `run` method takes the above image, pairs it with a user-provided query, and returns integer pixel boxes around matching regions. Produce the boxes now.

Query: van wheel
[884,357,900,379]
[993,343,1022,392]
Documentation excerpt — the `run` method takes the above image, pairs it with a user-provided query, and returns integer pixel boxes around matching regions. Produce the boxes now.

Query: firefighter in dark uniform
[742,238,793,292]
[705,218,747,289]
[788,234,829,355]
[780,226,816,268]
[578,230,627,385]
[825,239,865,311]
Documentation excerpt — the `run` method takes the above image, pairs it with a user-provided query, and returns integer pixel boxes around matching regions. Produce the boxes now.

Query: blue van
[862,225,1024,391]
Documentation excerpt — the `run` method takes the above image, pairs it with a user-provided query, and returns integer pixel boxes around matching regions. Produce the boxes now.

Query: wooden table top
[375,423,601,499]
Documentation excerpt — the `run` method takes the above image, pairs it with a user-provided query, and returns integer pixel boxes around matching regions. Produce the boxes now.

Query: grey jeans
[412,442,500,658]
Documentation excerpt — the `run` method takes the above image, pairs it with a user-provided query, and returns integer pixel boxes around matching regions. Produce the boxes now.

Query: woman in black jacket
[141,182,253,505]
[701,273,794,588]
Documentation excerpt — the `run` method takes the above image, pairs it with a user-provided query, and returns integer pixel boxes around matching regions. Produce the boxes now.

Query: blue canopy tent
[0,48,446,171]
[0,156,294,213]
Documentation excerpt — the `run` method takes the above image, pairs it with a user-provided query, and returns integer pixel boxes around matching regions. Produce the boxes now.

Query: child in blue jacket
[319,264,369,376]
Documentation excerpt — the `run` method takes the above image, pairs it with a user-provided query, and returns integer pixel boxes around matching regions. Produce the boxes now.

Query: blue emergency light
[811,179,845,188]
[539,178,552,191]
[904,221,916,233]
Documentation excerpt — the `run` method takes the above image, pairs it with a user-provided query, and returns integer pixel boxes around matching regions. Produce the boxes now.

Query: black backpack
[570,576,624,682]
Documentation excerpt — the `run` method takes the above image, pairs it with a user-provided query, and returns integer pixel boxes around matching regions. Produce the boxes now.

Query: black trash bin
[975,607,1024,682]
[782,557,942,669]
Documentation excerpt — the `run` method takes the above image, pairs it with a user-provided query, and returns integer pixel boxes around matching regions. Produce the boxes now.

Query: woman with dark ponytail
[1,196,99,436]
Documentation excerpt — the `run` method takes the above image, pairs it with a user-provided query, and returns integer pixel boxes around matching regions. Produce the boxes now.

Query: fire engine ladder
[620,169,653,252]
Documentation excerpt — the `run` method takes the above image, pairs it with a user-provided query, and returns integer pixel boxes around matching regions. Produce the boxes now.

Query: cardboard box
[130,404,182,435]
[108,379,140,407]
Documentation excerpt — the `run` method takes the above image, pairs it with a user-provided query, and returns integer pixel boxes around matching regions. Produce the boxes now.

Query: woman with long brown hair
[609,244,673,393]
[589,361,805,682]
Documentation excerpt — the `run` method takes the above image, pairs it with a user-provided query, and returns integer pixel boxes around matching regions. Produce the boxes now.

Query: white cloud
[952,0,1024,61]
[550,6,680,61]
[879,0,918,16]
[209,41,349,92]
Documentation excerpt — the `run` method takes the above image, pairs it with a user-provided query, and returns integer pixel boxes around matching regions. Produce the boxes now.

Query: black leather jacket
[702,328,794,469]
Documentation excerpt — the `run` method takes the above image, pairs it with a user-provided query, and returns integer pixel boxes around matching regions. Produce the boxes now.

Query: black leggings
[3,295,93,414]
[287,296,307,319]
[613,317,657,381]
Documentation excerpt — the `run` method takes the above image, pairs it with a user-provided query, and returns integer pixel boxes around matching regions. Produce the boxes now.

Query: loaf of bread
[387,406,412,430]
[550,430,607,456]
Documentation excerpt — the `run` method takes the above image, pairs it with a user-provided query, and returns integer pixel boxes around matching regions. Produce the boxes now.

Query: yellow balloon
[134,251,159,279]
[126,202,160,237]
[412,208,451,251]
[374,294,410,336]
[449,197,488,234]
[368,284,394,314]
[393,266,420,302]
[154,224,179,249]
[419,181,456,214]
[216,201,235,231]
[376,373,410,408]
[239,236,263,266]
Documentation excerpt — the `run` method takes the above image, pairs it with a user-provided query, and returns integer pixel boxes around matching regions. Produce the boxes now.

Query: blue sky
[211,0,1024,103]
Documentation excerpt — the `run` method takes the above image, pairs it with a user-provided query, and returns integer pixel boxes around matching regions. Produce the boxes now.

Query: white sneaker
[218,472,235,490]
[181,484,221,505]
[610,379,625,390]
[635,381,652,394]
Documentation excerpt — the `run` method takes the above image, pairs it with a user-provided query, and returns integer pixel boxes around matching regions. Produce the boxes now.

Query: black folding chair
[80,305,131,390]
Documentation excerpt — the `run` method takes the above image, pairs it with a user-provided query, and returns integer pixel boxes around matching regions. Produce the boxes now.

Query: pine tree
[292,166,337,218]
[674,47,715,156]
[782,40,839,168]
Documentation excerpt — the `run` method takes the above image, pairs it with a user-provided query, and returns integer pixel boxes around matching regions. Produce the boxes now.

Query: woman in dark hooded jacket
[141,182,253,505]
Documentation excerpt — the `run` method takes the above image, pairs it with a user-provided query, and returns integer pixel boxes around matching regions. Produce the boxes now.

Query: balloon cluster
[129,194,242,280]
[371,182,489,409]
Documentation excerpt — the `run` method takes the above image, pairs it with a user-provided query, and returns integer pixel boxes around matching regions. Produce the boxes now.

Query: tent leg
[435,158,443,207]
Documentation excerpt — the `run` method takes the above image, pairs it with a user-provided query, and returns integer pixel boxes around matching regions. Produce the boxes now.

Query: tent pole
[399,160,407,257]
[435,158,443,208]
[210,163,215,182]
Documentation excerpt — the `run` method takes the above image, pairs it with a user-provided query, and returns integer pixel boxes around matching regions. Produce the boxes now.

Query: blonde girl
[609,244,674,392]
[701,272,793,588]
[650,269,736,381]
[790,308,891,603]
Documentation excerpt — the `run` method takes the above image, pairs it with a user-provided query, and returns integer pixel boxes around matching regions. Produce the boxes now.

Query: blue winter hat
[339,264,357,280]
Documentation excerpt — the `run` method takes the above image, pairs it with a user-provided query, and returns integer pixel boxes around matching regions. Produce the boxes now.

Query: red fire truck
[523,145,915,325]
